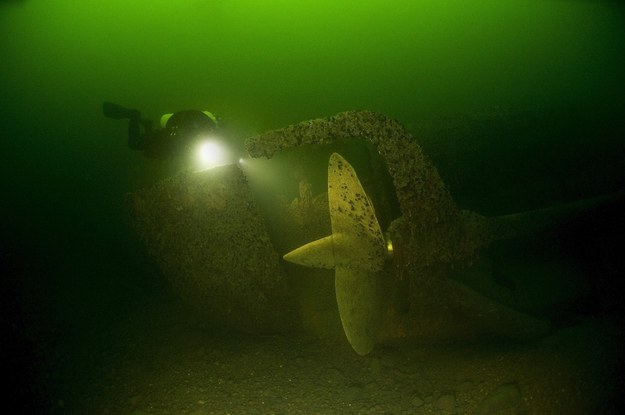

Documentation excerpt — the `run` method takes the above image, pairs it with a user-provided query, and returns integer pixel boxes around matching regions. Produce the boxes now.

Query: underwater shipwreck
[128,110,619,356]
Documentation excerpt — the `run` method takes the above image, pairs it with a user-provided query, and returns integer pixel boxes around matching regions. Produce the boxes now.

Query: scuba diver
[102,102,219,159]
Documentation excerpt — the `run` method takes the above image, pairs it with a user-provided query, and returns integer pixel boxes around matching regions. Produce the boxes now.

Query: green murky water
[2,1,624,413]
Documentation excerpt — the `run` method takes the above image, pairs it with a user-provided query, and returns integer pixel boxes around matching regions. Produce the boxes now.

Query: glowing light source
[194,137,230,171]
[385,232,394,257]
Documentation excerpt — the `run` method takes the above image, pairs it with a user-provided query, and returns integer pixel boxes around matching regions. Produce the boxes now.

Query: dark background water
[1,0,624,412]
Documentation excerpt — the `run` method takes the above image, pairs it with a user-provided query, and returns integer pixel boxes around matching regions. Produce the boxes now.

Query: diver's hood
[160,111,217,128]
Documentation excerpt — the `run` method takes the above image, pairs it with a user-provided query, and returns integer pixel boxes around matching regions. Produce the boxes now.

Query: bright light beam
[195,138,230,171]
